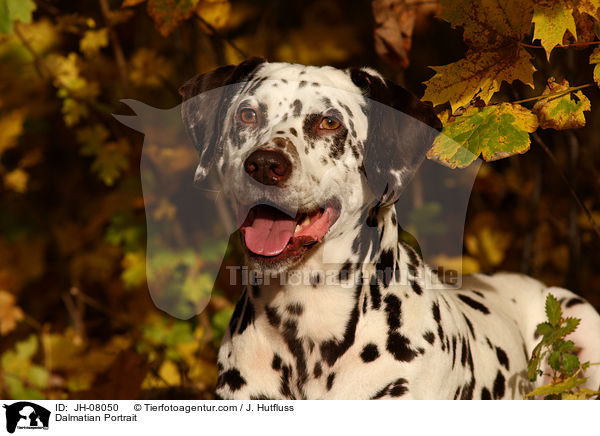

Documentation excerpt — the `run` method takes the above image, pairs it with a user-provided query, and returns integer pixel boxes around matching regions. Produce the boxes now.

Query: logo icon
[3,402,50,434]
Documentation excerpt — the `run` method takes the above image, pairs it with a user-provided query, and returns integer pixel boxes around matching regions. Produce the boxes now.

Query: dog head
[180,60,441,271]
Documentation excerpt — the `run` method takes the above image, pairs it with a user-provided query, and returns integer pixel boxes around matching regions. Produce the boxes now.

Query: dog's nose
[244,149,292,186]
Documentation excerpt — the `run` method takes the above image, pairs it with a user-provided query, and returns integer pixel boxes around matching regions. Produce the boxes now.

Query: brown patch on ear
[180,57,266,180]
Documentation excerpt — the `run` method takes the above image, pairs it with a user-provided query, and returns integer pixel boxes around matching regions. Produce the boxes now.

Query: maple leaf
[146,0,200,37]
[428,103,539,168]
[439,0,533,49]
[0,289,24,335]
[0,0,36,34]
[423,47,535,111]
[532,3,577,59]
[577,0,600,20]
[591,46,600,87]
[533,79,591,130]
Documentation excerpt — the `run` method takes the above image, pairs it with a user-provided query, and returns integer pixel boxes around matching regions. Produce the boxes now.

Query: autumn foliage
[0,0,599,400]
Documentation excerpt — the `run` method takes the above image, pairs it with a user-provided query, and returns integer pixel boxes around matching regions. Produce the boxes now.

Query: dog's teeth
[301,216,310,227]
[295,224,301,233]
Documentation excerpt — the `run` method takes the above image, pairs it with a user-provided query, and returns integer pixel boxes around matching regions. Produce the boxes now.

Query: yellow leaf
[147,0,200,37]
[577,0,600,20]
[423,48,535,111]
[465,213,512,268]
[590,46,600,87]
[429,254,480,275]
[533,4,577,59]
[129,48,174,87]
[0,289,24,335]
[4,167,29,193]
[0,109,26,157]
[158,360,180,385]
[532,79,591,130]
[79,28,109,57]
[439,0,533,49]
[196,0,231,30]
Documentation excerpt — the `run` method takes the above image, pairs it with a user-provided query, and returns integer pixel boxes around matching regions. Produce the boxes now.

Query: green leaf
[562,353,580,374]
[525,374,586,398]
[548,351,561,371]
[545,293,562,327]
[428,103,538,168]
[536,322,553,336]
[0,0,36,34]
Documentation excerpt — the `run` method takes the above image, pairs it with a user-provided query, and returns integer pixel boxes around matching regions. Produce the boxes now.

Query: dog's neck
[243,203,423,343]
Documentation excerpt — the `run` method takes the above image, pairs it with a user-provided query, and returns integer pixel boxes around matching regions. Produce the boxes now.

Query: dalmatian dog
[179,58,600,399]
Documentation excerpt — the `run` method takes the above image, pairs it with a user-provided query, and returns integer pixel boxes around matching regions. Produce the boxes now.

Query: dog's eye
[319,116,341,130]
[239,108,257,124]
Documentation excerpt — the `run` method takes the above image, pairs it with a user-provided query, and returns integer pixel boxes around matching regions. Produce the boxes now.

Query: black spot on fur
[371,385,388,399]
[460,337,468,367]
[310,273,322,287]
[471,290,485,298]
[566,298,584,308]
[481,387,491,400]
[251,284,260,298]
[376,249,395,288]
[463,314,476,339]
[228,290,246,334]
[387,332,417,362]
[451,335,457,368]
[369,275,382,310]
[313,362,322,378]
[272,354,282,370]
[286,303,304,316]
[495,346,510,371]
[384,294,402,330]
[237,298,255,334]
[410,279,423,296]
[299,80,307,88]
[282,320,308,390]
[458,294,490,314]
[432,301,445,350]
[389,378,408,397]
[218,369,246,391]
[289,127,298,137]
[250,394,271,400]
[460,378,475,400]
[493,371,506,399]
[360,343,380,362]
[423,331,435,344]
[319,275,362,366]
[265,305,281,328]
[292,99,302,117]
[326,373,335,391]
[338,261,353,281]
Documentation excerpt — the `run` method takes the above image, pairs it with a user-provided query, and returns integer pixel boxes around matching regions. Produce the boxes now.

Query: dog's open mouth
[239,200,340,260]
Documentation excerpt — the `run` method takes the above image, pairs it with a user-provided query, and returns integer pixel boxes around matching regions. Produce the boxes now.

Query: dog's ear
[179,57,266,182]
[349,68,442,205]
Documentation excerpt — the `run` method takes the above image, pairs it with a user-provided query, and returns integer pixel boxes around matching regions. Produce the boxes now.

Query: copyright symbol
[134,404,142,411]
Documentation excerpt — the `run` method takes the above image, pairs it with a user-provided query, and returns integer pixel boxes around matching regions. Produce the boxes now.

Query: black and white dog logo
[3,402,50,434]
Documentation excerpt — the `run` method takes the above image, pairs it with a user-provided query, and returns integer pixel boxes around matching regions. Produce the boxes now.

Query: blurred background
[0,0,599,400]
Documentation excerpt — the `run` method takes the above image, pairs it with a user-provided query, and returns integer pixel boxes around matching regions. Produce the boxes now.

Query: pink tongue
[244,207,295,256]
